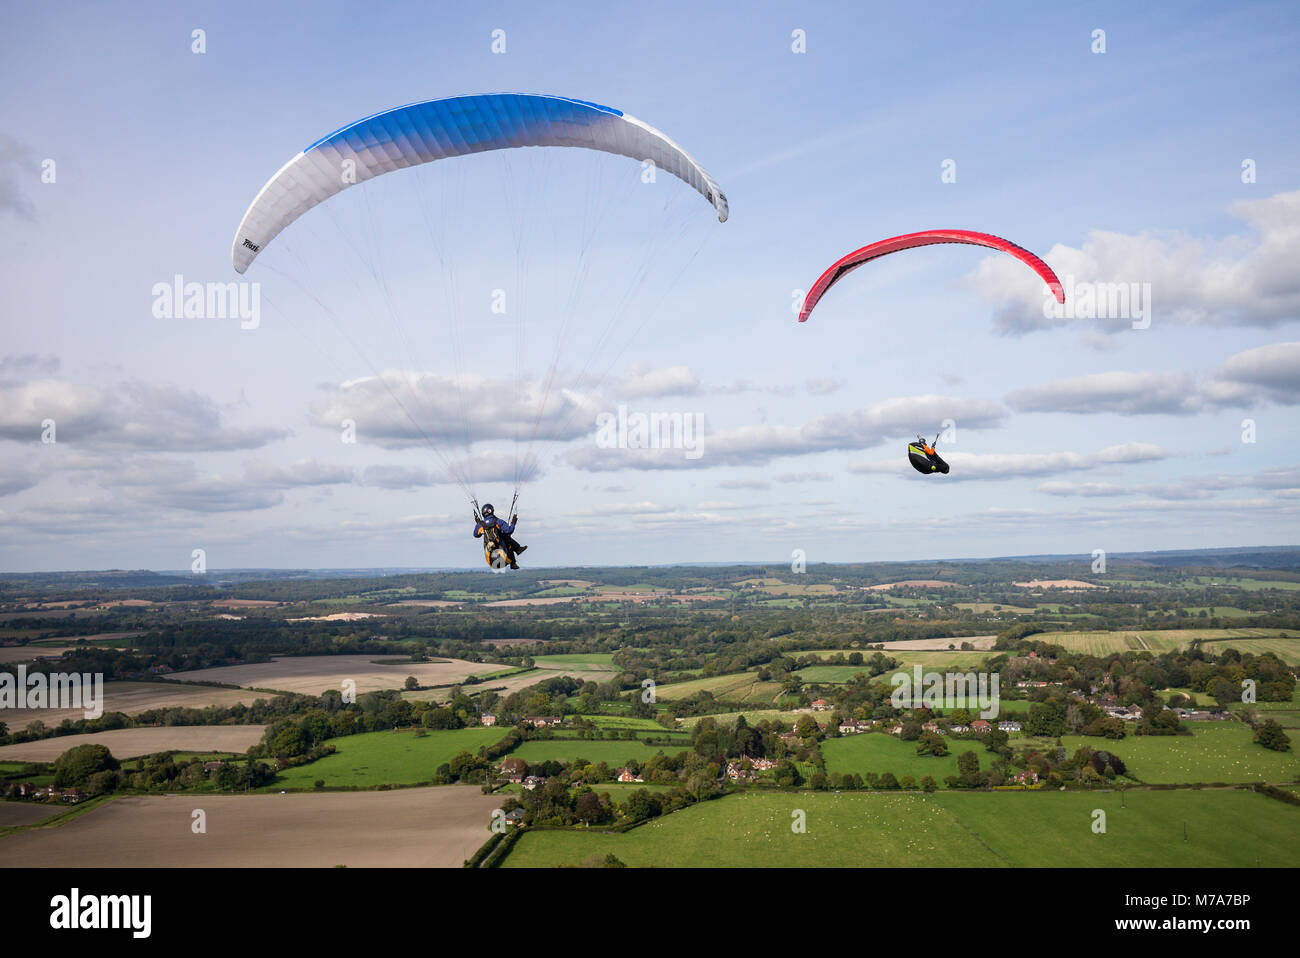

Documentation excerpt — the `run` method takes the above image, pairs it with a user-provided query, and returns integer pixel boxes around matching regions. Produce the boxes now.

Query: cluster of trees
[252,687,489,760]
[4,744,278,798]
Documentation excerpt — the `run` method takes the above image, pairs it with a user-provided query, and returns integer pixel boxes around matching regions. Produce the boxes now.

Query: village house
[997,721,1022,732]
[921,721,940,733]
[1013,769,1039,785]
[970,719,991,733]
[36,787,84,803]
[481,713,497,727]
[498,758,527,784]
[810,699,830,711]
[724,761,753,781]
[950,724,970,733]
[616,768,643,783]
[750,757,778,771]
[527,715,562,728]
[522,776,546,791]
[504,808,526,827]
[202,761,225,773]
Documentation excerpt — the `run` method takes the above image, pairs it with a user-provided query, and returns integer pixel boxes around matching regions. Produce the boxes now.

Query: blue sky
[1,0,1298,571]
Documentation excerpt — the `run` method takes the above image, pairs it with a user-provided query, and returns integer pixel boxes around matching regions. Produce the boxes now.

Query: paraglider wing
[231,93,728,273]
[797,229,1064,323]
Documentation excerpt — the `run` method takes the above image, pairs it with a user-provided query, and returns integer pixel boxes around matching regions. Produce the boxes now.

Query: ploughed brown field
[2,681,270,730]
[159,654,497,696]
[0,726,267,762]
[0,803,64,827]
[1013,579,1100,589]
[0,787,499,867]
[0,646,81,664]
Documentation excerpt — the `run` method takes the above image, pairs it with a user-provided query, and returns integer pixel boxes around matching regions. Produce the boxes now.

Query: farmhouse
[970,720,991,733]
[522,776,546,791]
[36,787,84,803]
[810,699,831,711]
[504,808,526,827]
[616,768,643,783]
[724,761,752,781]
[527,715,562,728]
[481,713,497,727]
[498,758,527,784]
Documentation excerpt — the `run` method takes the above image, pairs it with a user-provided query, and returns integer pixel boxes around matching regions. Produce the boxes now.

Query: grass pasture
[505,739,690,767]
[532,653,617,672]
[1034,628,1293,657]
[1060,722,1299,784]
[822,732,971,782]
[654,672,784,705]
[502,789,1300,867]
[268,727,507,789]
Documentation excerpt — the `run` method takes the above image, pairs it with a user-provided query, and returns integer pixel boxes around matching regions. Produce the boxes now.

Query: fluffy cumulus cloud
[1006,341,1300,416]
[614,364,701,399]
[0,136,36,221]
[1037,464,1300,499]
[312,371,602,449]
[979,190,1300,334]
[0,379,285,450]
[848,442,1169,480]
[566,394,1006,472]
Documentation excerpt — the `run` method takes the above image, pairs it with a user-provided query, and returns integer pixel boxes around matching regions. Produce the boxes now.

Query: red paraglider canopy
[797,229,1065,323]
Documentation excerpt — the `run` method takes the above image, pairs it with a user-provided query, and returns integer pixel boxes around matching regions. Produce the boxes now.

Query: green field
[1033,628,1292,656]
[655,672,784,705]
[1060,722,1299,784]
[1200,635,1300,665]
[679,710,802,728]
[268,727,507,789]
[585,715,677,732]
[533,653,617,671]
[822,732,971,782]
[502,789,1300,867]
[1185,576,1300,591]
[797,652,992,685]
[506,739,691,766]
